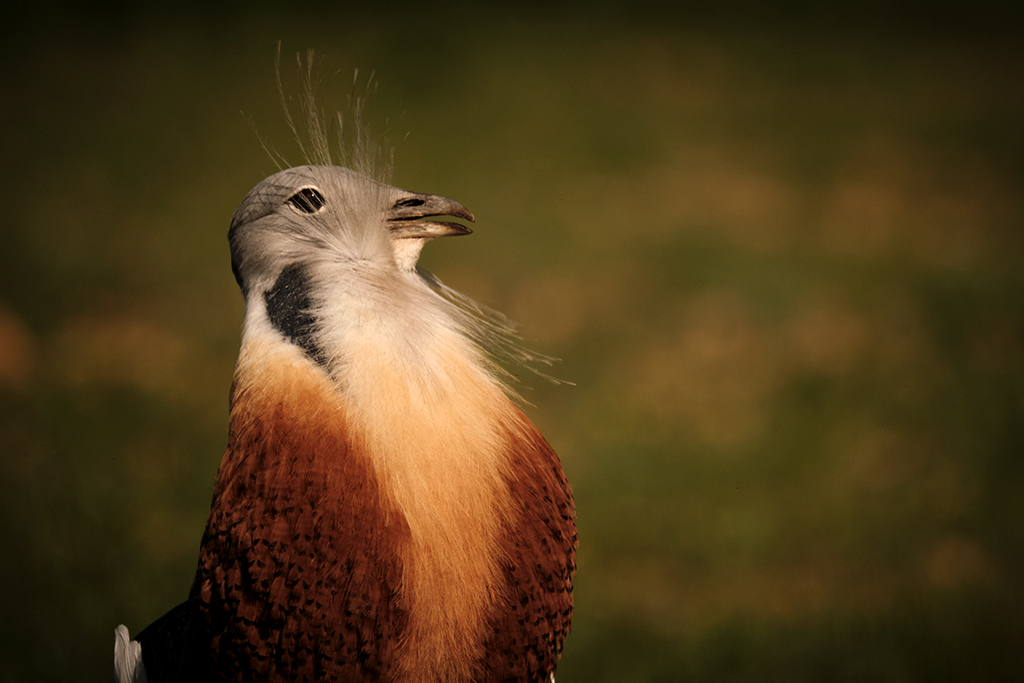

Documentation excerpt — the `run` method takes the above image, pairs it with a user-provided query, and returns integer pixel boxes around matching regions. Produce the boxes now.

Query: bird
[112,113,576,682]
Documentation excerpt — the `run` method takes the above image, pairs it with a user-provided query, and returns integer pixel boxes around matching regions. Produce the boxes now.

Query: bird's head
[228,164,475,297]
[226,163,486,377]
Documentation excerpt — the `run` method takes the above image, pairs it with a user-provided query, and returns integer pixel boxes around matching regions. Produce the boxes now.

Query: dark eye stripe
[288,187,326,213]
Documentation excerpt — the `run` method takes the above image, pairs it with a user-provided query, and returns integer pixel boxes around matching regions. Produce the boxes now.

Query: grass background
[1,3,1022,681]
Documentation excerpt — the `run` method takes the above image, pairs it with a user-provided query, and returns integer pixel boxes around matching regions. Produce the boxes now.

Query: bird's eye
[394,197,425,208]
[288,188,326,214]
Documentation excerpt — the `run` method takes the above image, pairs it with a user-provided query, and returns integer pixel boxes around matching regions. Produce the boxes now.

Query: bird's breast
[194,331,574,682]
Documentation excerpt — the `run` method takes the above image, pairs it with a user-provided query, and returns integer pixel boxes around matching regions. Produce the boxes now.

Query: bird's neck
[224,318,520,681]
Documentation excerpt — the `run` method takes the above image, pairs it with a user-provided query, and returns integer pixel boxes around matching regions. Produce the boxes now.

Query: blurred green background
[2,2,1023,681]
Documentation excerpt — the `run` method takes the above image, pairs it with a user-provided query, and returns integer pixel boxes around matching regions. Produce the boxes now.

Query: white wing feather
[111,625,147,683]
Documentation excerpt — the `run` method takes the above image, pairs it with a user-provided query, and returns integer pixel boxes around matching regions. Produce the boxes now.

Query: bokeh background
[2,2,1022,681]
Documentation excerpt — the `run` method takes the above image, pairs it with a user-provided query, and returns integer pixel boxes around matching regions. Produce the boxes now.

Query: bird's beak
[387,193,475,239]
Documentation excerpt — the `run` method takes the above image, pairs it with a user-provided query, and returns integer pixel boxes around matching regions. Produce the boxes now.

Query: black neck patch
[264,264,327,367]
